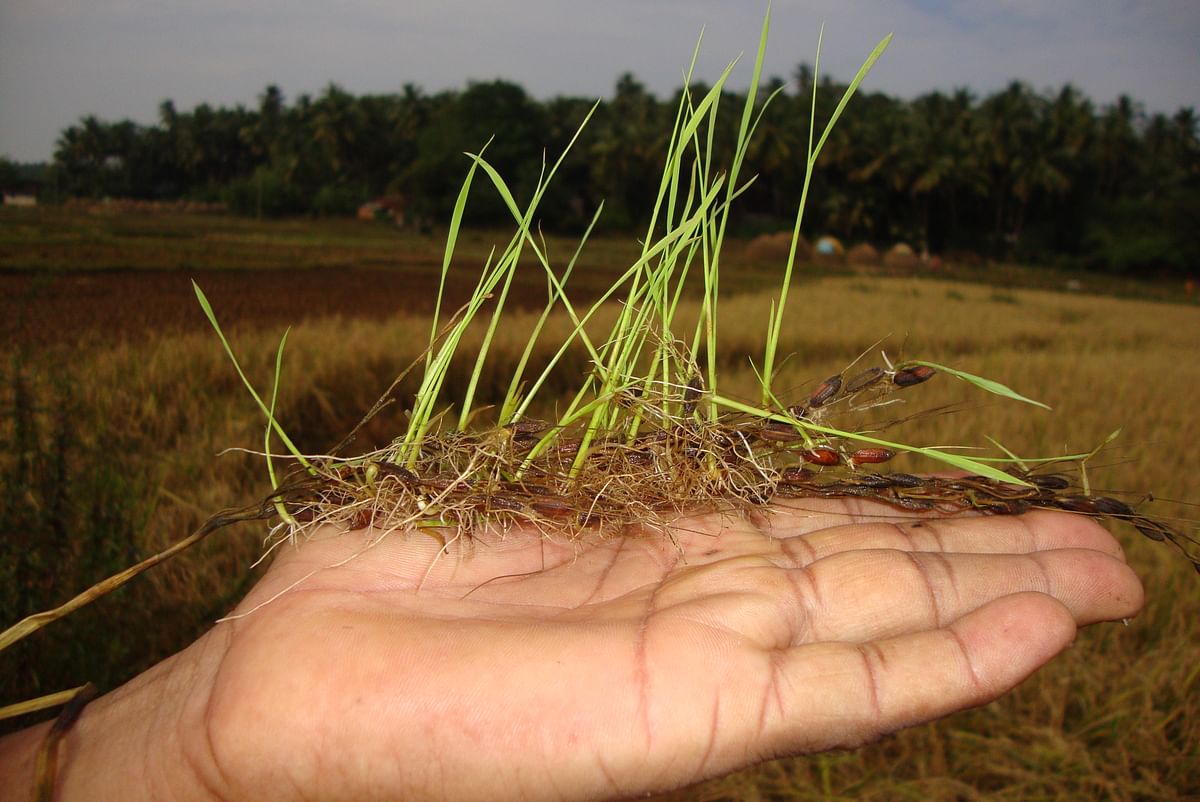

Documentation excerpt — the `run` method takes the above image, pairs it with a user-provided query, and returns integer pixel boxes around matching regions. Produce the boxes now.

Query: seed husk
[1055,495,1097,513]
[530,496,575,518]
[372,463,419,485]
[800,446,841,466]
[467,494,524,512]
[977,498,1031,515]
[1029,474,1071,490]
[893,365,937,387]
[1093,496,1135,516]
[891,495,938,511]
[759,422,806,443]
[850,447,896,465]
[850,472,894,488]
[808,375,843,408]
[780,466,815,484]
[1134,519,1169,542]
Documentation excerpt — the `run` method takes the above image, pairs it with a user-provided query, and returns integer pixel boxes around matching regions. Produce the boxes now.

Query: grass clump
[188,15,1196,572]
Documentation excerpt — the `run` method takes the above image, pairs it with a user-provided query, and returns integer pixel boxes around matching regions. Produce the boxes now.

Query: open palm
[139,499,1142,802]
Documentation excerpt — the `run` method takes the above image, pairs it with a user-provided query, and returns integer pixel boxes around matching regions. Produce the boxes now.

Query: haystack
[883,242,920,270]
[846,243,880,266]
[745,231,811,263]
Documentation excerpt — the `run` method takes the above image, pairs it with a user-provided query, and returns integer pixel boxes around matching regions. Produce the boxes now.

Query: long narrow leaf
[916,361,1052,410]
[193,282,311,470]
[710,392,1031,485]
[429,141,488,362]
[811,33,893,161]
[265,329,299,526]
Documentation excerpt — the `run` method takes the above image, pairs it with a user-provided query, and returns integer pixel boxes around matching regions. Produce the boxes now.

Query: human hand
[3,498,1144,801]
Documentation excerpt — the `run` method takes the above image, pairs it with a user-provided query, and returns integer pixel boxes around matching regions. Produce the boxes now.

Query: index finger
[766,503,1128,562]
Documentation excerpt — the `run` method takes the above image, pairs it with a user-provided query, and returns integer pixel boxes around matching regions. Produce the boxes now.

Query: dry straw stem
[0,501,271,704]
[0,686,90,722]
[31,682,97,802]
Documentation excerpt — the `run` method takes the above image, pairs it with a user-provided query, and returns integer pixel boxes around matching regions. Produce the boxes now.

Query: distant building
[357,195,407,225]
[3,192,37,207]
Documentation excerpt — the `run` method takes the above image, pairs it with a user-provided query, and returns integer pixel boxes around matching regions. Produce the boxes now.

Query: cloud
[2,1,1197,162]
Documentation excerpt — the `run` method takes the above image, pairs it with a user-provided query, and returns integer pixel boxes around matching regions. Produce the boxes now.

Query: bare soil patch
[2,266,562,352]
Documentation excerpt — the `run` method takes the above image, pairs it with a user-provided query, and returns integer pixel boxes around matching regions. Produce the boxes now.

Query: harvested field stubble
[0,206,647,351]
[655,282,1200,800]
[2,268,481,351]
[4,206,1191,352]
[3,276,1197,798]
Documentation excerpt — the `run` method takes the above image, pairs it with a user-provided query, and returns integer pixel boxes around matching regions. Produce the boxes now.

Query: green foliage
[0,158,19,192]
[43,69,1198,273]
[912,360,1050,409]
[1084,193,1199,273]
[403,80,547,225]
[222,166,306,217]
[311,183,367,217]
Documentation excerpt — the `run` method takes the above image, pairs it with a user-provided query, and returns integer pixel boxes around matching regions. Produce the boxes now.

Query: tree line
[24,69,1200,273]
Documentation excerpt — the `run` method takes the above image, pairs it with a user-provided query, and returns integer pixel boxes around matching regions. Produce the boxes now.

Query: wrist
[0,629,229,802]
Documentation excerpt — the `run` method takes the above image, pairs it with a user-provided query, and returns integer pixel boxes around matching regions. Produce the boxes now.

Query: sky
[1,0,1198,163]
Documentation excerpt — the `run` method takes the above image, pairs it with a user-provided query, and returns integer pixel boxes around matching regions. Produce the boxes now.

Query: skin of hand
[0,498,1144,802]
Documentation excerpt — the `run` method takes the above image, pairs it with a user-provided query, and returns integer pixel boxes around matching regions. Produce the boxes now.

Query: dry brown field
[2,209,1198,799]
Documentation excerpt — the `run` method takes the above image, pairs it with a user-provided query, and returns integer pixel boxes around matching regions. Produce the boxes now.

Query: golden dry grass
[654,278,1200,800]
[3,273,1197,797]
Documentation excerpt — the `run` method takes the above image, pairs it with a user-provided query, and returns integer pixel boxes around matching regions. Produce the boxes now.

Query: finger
[773,510,1128,563]
[755,592,1076,759]
[768,546,1143,643]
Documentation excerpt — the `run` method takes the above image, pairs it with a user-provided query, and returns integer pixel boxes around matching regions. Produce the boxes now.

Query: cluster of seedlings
[261,357,1200,572]
[176,13,1197,576]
